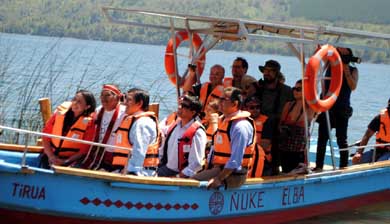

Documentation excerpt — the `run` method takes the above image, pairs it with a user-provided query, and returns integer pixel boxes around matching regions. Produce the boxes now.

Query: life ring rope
[304,44,343,112]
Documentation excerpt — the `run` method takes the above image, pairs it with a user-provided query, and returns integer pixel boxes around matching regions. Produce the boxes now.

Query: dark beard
[263,77,276,84]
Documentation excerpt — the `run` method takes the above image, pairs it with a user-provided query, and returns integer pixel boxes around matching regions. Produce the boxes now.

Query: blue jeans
[361,150,390,163]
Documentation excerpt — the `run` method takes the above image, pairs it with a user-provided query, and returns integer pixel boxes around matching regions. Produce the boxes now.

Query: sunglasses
[220,97,231,102]
[292,87,302,92]
[179,103,191,109]
[246,105,260,110]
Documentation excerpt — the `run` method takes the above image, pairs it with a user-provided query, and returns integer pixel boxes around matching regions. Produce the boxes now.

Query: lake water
[1,33,389,143]
[0,33,389,222]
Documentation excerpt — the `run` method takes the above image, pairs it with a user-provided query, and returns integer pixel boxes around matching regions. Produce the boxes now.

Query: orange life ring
[304,44,343,112]
[164,31,206,86]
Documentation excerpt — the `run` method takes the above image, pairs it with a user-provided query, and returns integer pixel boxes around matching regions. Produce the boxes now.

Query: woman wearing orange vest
[41,90,96,168]
[352,98,390,164]
[193,87,255,189]
[112,88,160,176]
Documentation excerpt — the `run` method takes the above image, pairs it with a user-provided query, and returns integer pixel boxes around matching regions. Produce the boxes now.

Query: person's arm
[352,115,379,164]
[278,102,290,127]
[207,168,234,189]
[182,65,198,93]
[207,119,253,189]
[260,118,274,161]
[127,117,157,173]
[352,128,375,164]
[42,114,57,164]
[357,128,376,154]
[180,128,207,177]
[224,119,253,169]
[344,65,358,91]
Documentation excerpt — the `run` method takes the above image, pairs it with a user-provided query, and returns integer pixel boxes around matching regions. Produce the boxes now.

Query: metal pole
[169,18,180,98]
[21,133,30,167]
[325,111,336,170]
[298,30,310,170]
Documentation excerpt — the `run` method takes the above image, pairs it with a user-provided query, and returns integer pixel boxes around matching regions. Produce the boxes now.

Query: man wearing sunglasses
[193,87,255,189]
[243,96,274,177]
[112,88,160,176]
[158,95,207,178]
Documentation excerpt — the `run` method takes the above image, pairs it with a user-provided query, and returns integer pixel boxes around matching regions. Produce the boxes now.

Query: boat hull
[0,149,389,224]
[1,190,389,224]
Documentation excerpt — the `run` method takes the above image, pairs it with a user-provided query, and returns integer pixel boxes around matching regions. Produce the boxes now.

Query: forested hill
[1,0,390,63]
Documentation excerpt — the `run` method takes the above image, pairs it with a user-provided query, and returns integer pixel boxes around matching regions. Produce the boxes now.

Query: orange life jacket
[199,83,224,111]
[51,102,93,159]
[223,77,233,88]
[212,111,255,168]
[376,108,390,147]
[205,123,216,141]
[161,119,205,171]
[248,114,268,178]
[112,112,160,169]
[165,111,178,127]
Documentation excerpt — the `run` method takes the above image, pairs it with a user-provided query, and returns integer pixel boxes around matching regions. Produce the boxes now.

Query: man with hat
[352,98,390,164]
[257,60,293,175]
[82,84,126,171]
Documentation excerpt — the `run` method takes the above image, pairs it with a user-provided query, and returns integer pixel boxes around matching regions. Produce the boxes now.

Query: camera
[340,54,361,64]
[188,64,197,70]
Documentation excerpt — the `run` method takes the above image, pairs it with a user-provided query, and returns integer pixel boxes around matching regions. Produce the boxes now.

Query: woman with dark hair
[278,80,315,173]
[41,90,96,168]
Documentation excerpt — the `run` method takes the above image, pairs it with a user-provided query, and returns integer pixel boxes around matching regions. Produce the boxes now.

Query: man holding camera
[314,47,359,170]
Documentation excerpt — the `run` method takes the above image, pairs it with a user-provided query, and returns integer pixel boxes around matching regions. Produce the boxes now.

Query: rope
[0,125,131,152]
[339,142,390,152]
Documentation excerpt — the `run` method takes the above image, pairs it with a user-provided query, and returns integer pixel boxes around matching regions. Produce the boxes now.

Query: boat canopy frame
[102,7,390,172]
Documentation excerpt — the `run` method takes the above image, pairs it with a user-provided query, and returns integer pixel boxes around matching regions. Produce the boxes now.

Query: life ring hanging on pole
[164,31,206,86]
[304,44,343,112]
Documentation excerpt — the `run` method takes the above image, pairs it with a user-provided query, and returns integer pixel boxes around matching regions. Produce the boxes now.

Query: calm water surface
[0,33,389,223]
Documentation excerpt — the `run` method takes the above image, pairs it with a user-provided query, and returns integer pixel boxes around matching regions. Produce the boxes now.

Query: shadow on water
[289,202,390,224]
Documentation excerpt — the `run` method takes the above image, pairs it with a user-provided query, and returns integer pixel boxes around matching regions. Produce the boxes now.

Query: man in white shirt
[158,95,207,178]
[112,88,160,176]
[83,84,126,171]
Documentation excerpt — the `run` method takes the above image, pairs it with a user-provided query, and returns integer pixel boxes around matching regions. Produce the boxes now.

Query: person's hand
[188,64,196,73]
[352,152,362,164]
[48,155,57,165]
[179,172,188,178]
[343,63,350,74]
[52,158,66,166]
[207,177,223,190]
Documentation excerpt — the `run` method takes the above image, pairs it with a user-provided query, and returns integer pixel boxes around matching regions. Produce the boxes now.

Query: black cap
[258,60,281,73]
[388,98,390,108]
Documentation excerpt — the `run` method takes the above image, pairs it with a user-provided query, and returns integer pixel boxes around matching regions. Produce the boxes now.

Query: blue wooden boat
[1,7,390,224]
